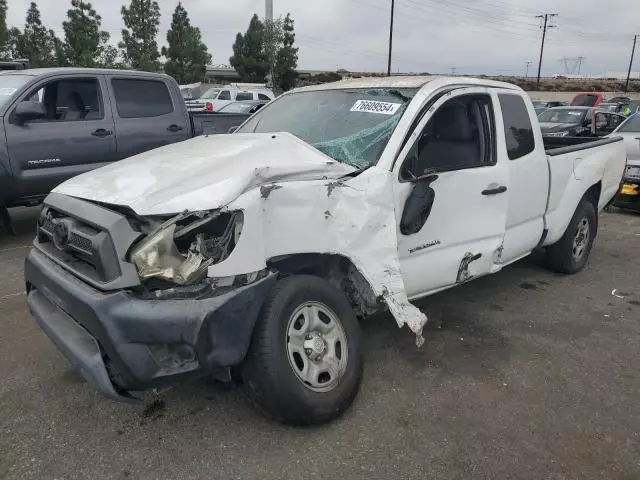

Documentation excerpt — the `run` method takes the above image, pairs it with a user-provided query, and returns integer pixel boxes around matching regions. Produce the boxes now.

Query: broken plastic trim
[130,210,244,286]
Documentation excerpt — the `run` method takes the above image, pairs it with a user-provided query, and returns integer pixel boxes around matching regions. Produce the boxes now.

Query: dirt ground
[1,207,639,480]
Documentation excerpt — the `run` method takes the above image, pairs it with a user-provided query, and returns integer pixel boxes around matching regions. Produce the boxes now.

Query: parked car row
[538,106,626,137]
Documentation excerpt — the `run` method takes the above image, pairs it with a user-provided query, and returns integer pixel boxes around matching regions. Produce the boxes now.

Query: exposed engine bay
[130,210,243,288]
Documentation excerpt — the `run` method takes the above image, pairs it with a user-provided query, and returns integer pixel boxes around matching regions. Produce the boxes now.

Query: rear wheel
[241,275,363,425]
[545,198,597,274]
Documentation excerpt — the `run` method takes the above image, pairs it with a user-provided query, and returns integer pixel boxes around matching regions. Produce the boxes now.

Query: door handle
[482,185,507,196]
[91,128,112,137]
[167,124,184,132]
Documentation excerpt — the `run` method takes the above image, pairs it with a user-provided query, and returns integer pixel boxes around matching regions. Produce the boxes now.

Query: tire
[545,198,597,274]
[241,275,363,425]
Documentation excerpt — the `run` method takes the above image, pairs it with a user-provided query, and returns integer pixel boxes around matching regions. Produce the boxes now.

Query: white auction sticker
[350,100,401,115]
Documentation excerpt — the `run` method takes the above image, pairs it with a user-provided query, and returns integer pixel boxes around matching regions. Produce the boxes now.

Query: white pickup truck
[25,76,626,425]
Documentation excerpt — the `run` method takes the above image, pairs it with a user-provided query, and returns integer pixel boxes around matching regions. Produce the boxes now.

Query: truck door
[4,75,117,200]
[393,88,509,298]
[108,76,190,159]
[496,93,549,264]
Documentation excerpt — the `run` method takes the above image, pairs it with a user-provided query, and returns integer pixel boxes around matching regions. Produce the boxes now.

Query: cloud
[5,0,639,76]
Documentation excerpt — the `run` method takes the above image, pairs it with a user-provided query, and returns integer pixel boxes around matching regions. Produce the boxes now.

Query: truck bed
[543,136,622,156]
[543,135,626,247]
[191,113,252,136]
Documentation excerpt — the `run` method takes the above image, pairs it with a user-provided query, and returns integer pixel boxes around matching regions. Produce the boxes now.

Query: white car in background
[187,85,275,112]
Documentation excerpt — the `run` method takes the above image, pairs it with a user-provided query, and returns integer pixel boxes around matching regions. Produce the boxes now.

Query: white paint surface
[54,133,355,216]
[50,76,627,340]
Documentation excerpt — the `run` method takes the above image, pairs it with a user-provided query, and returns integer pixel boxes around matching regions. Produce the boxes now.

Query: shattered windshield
[238,88,418,168]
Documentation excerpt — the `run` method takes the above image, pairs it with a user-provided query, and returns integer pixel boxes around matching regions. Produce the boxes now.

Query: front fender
[207,170,428,339]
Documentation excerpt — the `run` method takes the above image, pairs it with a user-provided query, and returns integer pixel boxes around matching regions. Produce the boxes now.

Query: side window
[218,90,231,101]
[111,79,173,118]
[258,93,271,101]
[400,95,495,180]
[235,92,253,101]
[498,94,535,160]
[15,78,103,123]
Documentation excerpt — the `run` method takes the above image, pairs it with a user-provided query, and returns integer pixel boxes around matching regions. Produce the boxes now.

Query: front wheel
[240,275,363,425]
[545,198,597,274]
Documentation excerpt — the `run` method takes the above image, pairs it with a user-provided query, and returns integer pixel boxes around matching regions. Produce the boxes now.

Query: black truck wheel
[241,275,363,425]
[545,198,597,274]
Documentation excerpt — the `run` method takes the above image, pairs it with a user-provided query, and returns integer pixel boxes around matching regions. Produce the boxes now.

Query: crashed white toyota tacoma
[25,76,626,424]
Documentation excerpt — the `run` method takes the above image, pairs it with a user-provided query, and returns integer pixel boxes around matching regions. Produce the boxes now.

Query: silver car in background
[612,114,640,210]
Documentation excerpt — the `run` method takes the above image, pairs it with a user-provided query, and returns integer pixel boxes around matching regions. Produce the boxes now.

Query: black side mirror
[228,126,239,134]
[14,101,46,123]
[400,173,439,236]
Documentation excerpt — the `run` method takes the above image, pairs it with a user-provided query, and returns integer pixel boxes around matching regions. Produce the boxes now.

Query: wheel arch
[267,253,381,318]
[544,179,602,246]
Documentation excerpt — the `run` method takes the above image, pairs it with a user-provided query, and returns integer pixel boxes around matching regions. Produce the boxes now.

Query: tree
[230,14,270,83]
[161,3,211,84]
[0,0,20,59]
[119,0,161,71]
[0,0,8,58]
[98,31,121,68]
[50,30,68,66]
[273,13,298,91]
[15,3,56,67]
[63,0,112,67]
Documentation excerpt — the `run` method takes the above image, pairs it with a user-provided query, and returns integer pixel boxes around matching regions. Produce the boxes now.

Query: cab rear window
[498,94,535,160]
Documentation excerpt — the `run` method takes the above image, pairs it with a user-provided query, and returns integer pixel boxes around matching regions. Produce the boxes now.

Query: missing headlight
[130,210,243,285]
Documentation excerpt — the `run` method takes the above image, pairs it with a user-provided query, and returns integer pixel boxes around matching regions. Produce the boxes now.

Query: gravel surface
[1,207,639,480]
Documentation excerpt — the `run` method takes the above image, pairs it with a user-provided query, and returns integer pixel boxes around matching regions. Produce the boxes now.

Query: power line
[535,13,558,88]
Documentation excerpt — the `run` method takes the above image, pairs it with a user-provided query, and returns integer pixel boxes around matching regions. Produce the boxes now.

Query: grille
[70,232,93,253]
[37,208,121,284]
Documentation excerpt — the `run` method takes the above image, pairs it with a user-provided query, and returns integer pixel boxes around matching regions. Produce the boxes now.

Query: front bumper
[25,248,276,402]
[614,178,640,210]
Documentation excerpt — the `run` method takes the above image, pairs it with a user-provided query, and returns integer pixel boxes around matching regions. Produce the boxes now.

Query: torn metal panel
[456,252,482,283]
[208,169,428,338]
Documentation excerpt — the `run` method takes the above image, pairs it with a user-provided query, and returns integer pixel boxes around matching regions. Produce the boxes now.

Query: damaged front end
[130,210,244,287]
[128,209,270,304]
[25,196,277,402]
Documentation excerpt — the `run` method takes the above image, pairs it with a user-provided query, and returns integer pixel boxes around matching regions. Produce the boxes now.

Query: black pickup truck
[0,68,254,234]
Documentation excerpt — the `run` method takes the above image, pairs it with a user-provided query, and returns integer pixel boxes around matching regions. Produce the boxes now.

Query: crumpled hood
[54,133,356,215]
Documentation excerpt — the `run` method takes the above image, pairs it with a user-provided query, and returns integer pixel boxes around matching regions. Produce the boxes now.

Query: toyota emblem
[52,219,71,250]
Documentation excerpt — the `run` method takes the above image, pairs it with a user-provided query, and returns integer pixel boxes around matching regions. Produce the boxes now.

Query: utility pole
[387,0,395,76]
[535,13,558,89]
[266,0,273,21]
[525,61,533,78]
[450,67,457,75]
[577,56,585,75]
[625,35,638,93]
[265,0,274,88]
